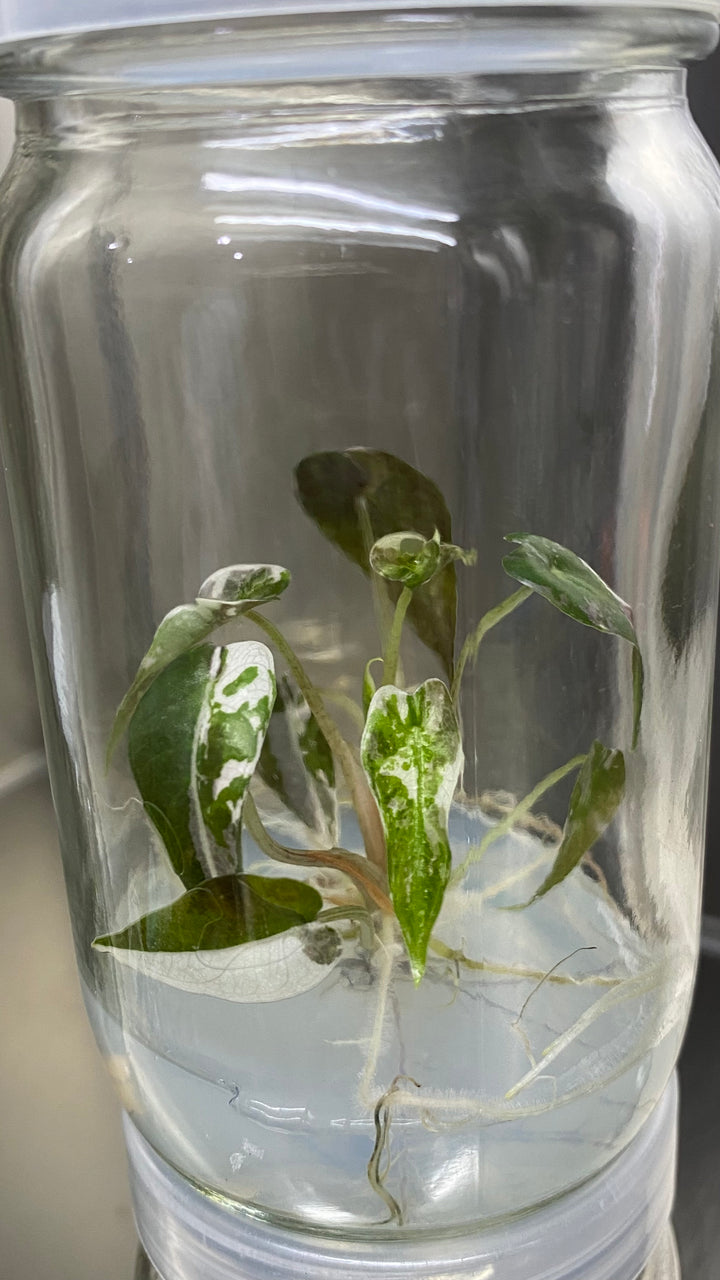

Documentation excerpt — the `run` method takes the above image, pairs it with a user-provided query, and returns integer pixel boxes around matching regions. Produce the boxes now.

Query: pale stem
[317,906,376,952]
[318,688,366,734]
[451,586,533,704]
[243,791,393,916]
[450,752,586,887]
[357,497,394,653]
[245,608,388,876]
[382,586,413,686]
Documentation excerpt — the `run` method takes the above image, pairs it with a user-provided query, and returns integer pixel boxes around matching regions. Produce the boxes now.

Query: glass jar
[1,1,719,1245]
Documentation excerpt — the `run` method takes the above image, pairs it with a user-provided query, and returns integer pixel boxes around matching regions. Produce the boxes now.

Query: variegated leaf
[193,643,276,876]
[257,673,338,846]
[361,679,463,981]
[93,874,340,1001]
[503,534,643,746]
[196,563,290,610]
[522,740,625,906]
[370,529,476,590]
[107,564,289,765]
[128,641,276,887]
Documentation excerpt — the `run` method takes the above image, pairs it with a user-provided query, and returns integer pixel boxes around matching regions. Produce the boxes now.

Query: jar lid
[1,0,719,45]
[125,1076,679,1280]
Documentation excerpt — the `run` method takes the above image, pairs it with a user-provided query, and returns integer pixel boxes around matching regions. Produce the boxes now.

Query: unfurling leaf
[361,679,463,981]
[107,563,290,766]
[196,563,291,610]
[370,529,475,591]
[523,740,625,906]
[93,873,322,952]
[128,641,275,888]
[502,533,643,746]
[257,673,338,846]
[363,657,382,715]
[295,449,457,676]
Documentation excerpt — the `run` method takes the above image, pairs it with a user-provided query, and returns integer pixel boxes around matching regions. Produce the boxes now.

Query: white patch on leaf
[95,927,339,1003]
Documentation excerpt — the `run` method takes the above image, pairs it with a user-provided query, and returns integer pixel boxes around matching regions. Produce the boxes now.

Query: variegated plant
[98,449,642,990]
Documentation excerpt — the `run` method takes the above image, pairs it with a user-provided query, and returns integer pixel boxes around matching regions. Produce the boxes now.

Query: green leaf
[107,604,219,767]
[361,678,463,982]
[370,530,476,591]
[295,449,457,676]
[93,873,322,952]
[107,564,290,766]
[194,643,277,860]
[256,673,338,846]
[502,533,643,745]
[196,563,291,609]
[128,641,275,888]
[524,740,625,905]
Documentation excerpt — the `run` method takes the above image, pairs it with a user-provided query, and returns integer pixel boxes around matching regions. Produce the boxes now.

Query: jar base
[124,1073,679,1280]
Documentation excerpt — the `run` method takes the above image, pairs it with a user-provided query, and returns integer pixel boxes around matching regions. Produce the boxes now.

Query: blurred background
[1,52,720,1280]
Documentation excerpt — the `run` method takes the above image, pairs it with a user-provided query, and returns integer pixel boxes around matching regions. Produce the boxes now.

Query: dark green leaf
[128,641,275,888]
[256,673,338,845]
[525,740,625,905]
[107,604,218,767]
[93,873,322,952]
[361,678,463,981]
[128,645,213,888]
[502,533,643,744]
[295,449,457,676]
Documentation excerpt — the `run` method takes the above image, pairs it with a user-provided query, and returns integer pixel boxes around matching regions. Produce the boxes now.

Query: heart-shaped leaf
[256,673,338,846]
[361,679,463,981]
[502,534,643,746]
[522,740,625,906]
[94,873,322,952]
[128,641,275,888]
[295,449,456,676]
[107,564,289,765]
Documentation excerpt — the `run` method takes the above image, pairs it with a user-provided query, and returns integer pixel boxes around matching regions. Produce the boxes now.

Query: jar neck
[0,9,716,102]
[10,66,690,155]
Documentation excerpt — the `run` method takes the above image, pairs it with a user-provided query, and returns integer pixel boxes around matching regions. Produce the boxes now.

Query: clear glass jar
[1,6,719,1242]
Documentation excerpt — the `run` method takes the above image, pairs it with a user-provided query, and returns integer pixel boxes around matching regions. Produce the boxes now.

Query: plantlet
[98,447,642,992]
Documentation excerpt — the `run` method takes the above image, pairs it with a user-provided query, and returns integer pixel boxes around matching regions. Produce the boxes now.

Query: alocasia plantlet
[99,450,642,993]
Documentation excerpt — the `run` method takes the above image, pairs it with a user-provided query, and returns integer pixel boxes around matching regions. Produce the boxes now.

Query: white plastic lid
[0,0,719,46]
[125,1075,679,1280]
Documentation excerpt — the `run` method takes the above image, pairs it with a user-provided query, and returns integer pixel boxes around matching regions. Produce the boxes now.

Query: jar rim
[1,0,718,50]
